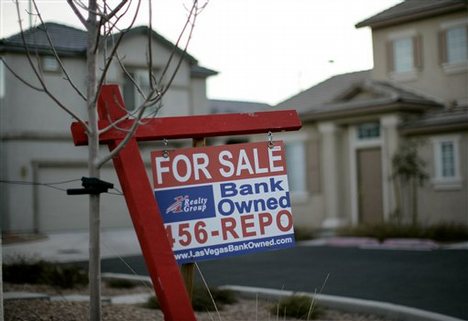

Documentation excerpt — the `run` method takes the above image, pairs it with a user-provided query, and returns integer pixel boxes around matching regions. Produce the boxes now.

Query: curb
[220,285,466,321]
[4,273,466,321]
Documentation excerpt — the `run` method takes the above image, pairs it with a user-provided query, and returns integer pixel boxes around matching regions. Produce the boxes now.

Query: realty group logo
[156,185,216,223]
[166,195,188,214]
[166,195,209,214]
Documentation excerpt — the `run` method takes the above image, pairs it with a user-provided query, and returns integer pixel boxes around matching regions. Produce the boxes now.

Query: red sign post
[71,84,301,320]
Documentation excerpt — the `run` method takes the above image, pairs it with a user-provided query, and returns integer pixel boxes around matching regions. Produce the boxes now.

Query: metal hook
[268,131,274,149]
[163,138,169,158]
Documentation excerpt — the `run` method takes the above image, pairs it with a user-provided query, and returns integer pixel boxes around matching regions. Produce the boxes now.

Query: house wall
[416,131,468,225]
[116,34,193,117]
[1,53,87,135]
[372,11,468,106]
[250,127,326,230]
[299,112,402,230]
[1,34,210,233]
[190,78,210,115]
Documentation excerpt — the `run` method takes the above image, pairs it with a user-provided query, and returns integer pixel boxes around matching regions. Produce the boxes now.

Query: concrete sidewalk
[2,228,142,263]
[3,229,468,263]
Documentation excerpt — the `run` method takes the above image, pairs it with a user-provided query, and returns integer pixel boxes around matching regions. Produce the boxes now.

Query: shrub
[47,265,88,289]
[106,279,137,289]
[425,223,468,243]
[145,286,237,312]
[3,258,48,284]
[3,259,88,289]
[294,227,316,241]
[337,223,468,243]
[270,295,323,320]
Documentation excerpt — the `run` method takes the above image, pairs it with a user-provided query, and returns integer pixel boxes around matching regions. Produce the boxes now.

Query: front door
[357,148,383,225]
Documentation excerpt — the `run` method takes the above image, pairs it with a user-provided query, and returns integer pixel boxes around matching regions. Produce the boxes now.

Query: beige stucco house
[0,23,216,233]
[1,0,467,235]
[276,0,468,230]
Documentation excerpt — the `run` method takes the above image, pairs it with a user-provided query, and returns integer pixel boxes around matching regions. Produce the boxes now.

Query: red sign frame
[70,84,301,321]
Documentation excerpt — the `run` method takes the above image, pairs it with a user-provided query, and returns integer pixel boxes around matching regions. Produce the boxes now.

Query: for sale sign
[151,141,295,264]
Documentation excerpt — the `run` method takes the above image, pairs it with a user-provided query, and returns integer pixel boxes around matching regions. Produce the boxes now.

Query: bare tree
[2,1,206,320]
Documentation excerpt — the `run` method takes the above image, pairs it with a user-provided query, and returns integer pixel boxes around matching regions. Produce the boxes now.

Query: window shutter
[413,35,423,69]
[438,30,447,64]
[307,140,321,194]
[386,40,395,72]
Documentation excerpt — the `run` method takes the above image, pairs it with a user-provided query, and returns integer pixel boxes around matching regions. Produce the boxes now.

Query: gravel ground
[4,283,392,321]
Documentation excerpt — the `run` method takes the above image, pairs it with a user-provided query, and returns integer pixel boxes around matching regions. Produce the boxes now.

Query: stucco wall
[371,11,468,106]
[416,132,468,225]
[1,53,87,134]
[0,32,211,232]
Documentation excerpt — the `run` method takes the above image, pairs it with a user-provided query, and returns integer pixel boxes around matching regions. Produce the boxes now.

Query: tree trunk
[411,178,418,226]
[1,233,4,321]
[86,1,100,320]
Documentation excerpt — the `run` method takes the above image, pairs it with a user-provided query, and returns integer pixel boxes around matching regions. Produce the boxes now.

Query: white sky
[0,0,402,105]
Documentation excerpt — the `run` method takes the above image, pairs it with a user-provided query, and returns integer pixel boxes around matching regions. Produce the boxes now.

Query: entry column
[318,122,344,229]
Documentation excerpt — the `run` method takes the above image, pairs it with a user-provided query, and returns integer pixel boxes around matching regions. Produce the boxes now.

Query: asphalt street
[98,246,468,320]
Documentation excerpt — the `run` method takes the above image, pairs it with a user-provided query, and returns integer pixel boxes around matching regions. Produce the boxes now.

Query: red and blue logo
[155,185,215,223]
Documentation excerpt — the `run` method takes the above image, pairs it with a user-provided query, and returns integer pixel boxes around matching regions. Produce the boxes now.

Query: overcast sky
[1,0,402,105]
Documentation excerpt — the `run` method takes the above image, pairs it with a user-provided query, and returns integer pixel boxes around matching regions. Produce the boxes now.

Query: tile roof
[276,70,372,114]
[276,70,443,121]
[0,22,217,77]
[401,107,468,134]
[356,0,467,29]
[0,22,87,54]
[210,99,271,114]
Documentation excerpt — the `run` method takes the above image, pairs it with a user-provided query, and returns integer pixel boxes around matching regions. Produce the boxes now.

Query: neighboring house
[276,0,468,229]
[209,99,272,144]
[210,99,271,114]
[0,22,216,233]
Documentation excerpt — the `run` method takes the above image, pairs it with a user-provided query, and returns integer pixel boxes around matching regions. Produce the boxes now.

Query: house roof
[0,22,217,77]
[276,70,443,121]
[400,107,468,135]
[210,99,271,114]
[276,70,372,114]
[0,22,88,55]
[356,0,468,29]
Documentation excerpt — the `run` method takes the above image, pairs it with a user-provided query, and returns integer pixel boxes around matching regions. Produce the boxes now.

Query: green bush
[3,259,88,289]
[337,223,468,243]
[3,258,48,284]
[145,286,237,312]
[294,227,316,241]
[106,279,137,289]
[270,295,323,320]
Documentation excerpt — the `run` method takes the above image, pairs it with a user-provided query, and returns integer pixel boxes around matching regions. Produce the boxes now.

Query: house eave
[400,120,468,136]
[301,102,439,122]
[0,44,86,57]
[356,2,467,30]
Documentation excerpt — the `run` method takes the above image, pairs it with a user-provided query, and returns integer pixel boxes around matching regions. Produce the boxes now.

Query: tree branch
[32,0,86,101]
[0,57,44,92]
[102,0,129,23]
[66,0,87,27]
[12,0,88,131]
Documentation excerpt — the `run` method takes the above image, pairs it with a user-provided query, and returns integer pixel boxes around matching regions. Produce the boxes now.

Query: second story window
[122,68,161,116]
[439,20,468,73]
[387,33,422,80]
[393,37,414,73]
[41,56,60,73]
[446,26,467,63]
